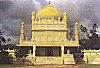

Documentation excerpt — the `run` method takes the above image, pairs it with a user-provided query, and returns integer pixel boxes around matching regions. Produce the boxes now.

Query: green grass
[80,64,100,68]
[0,64,27,68]
[1,64,100,68]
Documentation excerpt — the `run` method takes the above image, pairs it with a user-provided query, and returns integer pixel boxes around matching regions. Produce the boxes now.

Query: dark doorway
[36,46,61,56]
[46,47,53,56]
[64,47,78,54]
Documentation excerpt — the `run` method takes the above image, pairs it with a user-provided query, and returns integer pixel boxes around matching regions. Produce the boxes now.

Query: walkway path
[14,65,79,68]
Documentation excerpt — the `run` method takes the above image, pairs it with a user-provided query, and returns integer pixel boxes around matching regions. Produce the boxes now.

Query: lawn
[0,64,26,68]
[79,64,100,68]
[0,64,100,68]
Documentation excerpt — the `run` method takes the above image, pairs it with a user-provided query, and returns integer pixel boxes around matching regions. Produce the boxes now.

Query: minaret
[20,21,25,44]
[63,12,67,41]
[75,22,79,44]
[31,11,35,42]
[63,12,67,29]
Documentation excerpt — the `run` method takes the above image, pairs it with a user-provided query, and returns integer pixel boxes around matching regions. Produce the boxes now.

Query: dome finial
[49,0,50,5]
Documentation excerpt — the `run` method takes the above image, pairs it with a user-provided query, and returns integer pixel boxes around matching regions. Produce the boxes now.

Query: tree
[79,23,100,49]
[0,51,9,64]
[0,36,6,46]
[0,30,6,50]
[0,30,6,44]
[89,23,99,49]
[7,38,11,42]
[15,47,28,59]
[80,25,88,33]
[69,25,74,40]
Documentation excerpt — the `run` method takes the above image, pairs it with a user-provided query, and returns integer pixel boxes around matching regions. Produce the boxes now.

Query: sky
[0,0,100,44]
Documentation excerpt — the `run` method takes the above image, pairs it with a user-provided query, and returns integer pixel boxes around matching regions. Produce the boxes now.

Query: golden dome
[36,4,61,18]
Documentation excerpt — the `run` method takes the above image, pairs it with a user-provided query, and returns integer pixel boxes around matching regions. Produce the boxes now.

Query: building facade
[18,2,79,64]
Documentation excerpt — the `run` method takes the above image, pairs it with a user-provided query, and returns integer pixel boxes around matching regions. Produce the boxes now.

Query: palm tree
[0,30,6,50]
[0,36,6,46]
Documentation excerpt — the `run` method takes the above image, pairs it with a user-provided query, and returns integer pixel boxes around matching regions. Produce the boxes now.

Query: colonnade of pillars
[27,46,71,64]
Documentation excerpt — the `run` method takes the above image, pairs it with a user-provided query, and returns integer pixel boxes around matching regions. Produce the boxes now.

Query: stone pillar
[67,49,70,54]
[33,45,36,65]
[61,45,64,64]
[29,50,31,54]
[61,46,64,57]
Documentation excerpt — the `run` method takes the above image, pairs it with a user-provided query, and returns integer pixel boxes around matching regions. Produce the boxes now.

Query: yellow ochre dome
[36,3,61,18]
